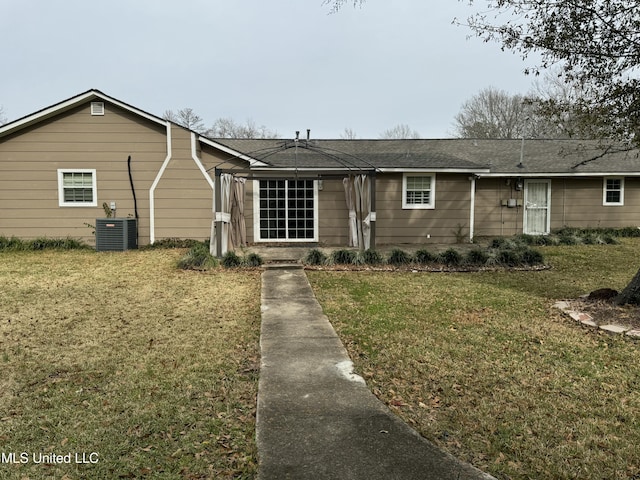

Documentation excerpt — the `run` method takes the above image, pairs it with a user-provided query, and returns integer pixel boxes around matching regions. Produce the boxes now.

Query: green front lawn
[0,250,261,479]
[308,240,640,480]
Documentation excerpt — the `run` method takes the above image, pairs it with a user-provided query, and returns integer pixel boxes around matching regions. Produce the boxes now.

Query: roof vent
[91,102,105,116]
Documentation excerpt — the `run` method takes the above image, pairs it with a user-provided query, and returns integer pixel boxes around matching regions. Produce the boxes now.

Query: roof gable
[0,89,168,139]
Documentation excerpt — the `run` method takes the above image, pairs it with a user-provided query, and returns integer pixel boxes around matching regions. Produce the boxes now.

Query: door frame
[523,179,551,235]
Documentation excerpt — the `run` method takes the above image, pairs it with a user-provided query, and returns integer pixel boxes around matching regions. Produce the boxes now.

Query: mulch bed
[564,298,640,330]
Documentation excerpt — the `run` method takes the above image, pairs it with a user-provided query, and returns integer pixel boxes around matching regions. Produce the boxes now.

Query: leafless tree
[322,0,364,12]
[453,87,535,139]
[340,127,358,140]
[163,108,206,134]
[379,124,420,139]
[206,118,279,139]
[454,82,590,139]
[0,105,7,126]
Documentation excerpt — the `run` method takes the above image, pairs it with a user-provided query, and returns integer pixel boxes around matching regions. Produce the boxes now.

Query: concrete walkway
[256,265,495,480]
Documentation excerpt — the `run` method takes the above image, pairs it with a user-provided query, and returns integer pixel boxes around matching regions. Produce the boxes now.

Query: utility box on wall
[95,218,137,252]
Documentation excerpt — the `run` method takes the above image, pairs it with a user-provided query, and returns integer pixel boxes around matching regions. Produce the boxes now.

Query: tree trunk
[614,267,640,305]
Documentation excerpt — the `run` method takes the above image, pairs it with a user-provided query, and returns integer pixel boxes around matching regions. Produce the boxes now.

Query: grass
[0,249,261,479]
[307,239,640,480]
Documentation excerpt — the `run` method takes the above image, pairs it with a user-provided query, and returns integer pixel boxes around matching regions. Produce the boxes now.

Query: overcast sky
[1,0,540,139]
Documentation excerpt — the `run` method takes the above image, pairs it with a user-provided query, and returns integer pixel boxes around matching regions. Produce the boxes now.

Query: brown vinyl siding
[552,177,640,229]
[317,178,349,245]
[473,177,640,237]
[376,173,471,244]
[473,178,525,237]
[0,102,168,245]
[152,127,212,242]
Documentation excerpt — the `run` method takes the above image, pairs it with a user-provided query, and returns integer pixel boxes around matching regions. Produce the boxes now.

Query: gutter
[149,122,173,244]
[478,172,640,177]
[469,175,476,243]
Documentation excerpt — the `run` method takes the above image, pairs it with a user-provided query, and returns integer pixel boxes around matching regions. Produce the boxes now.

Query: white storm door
[523,180,551,235]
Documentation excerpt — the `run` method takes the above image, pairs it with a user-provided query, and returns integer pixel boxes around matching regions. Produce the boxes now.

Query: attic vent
[91,102,105,116]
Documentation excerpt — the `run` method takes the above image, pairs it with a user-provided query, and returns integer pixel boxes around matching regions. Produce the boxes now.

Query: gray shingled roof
[211,138,640,175]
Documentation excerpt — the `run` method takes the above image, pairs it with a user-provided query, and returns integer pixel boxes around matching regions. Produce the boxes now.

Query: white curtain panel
[354,175,371,250]
[343,177,358,247]
[212,173,232,255]
[230,177,247,249]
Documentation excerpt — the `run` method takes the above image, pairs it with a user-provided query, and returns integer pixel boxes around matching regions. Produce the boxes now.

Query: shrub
[143,238,204,249]
[414,249,435,264]
[221,251,243,268]
[539,235,560,246]
[617,226,640,237]
[496,249,521,267]
[581,232,596,245]
[520,247,544,265]
[244,252,263,267]
[515,234,535,245]
[438,248,463,266]
[489,237,508,249]
[0,236,89,251]
[0,236,25,251]
[387,248,412,266]
[178,244,218,270]
[330,249,358,265]
[362,249,384,265]
[304,248,327,266]
[465,248,489,266]
[558,233,580,245]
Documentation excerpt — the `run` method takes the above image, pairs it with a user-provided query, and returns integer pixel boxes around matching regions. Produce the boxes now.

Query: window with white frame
[58,169,97,206]
[402,173,435,209]
[255,179,317,241]
[603,177,624,206]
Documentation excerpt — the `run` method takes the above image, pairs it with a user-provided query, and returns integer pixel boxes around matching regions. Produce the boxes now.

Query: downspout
[191,132,215,189]
[149,122,173,244]
[188,132,217,253]
[469,175,476,243]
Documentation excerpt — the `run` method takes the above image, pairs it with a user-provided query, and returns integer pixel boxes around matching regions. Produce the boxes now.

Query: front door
[523,180,551,235]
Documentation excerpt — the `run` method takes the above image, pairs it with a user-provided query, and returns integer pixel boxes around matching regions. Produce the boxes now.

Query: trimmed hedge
[177,244,218,270]
[0,236,90,251]
[302,243,545,268]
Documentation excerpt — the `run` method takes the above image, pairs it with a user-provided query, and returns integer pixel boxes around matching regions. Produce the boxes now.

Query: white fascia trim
[380,168,490,174]
[250,167,373,174]
[479,172,640,177]
[91,91,166,126]
[198,137,269,167]
[149,122,173,244]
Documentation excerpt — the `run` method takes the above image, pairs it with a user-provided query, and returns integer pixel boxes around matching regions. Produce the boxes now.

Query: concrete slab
[626,329,640,338]
[600,324,631,334]
[256,268,496,480]
[262,268,316,299]
[581,318,599,327]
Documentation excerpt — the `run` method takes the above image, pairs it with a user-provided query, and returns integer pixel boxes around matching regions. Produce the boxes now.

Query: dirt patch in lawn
[565,297,640,331]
